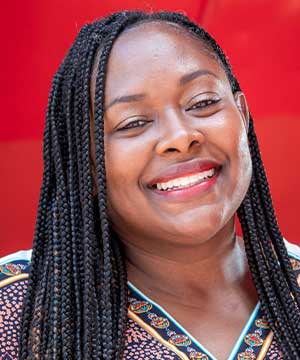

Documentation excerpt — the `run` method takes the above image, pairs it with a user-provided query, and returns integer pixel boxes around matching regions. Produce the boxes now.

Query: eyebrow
[105,69,218,111]
[105,94,146,111]
[179,69,218,86]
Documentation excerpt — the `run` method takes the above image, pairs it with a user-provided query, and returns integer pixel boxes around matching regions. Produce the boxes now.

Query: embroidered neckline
[127,282,271,360]
[127,250,300,359]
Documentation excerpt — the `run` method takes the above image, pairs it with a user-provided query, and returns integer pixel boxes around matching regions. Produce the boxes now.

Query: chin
[164,208,228,245]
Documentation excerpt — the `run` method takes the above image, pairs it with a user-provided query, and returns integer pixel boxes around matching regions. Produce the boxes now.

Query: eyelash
[186,98,220,111]
[118,119,151,131]
[117,98,220,131]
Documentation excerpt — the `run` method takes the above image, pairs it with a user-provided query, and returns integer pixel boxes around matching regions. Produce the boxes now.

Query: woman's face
[91,21,252,252]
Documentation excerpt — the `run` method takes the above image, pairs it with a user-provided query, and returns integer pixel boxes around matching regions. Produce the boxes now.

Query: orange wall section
[1,0,299,256]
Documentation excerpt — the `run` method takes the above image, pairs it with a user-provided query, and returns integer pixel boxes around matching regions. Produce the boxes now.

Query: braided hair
[19,10,300,359]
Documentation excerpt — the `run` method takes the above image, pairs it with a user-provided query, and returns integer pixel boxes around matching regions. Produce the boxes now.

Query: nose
[155,109,205,156]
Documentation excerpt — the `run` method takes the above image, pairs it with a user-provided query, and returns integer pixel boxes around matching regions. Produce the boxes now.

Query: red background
[1,0,300,257]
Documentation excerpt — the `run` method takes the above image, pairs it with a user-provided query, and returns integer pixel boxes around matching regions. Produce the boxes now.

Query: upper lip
[147,159,222,187]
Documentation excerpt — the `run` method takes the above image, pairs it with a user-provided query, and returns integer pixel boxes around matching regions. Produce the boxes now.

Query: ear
[234,91,249,133]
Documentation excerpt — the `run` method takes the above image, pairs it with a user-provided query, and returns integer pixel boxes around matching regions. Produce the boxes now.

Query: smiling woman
[1,10,300,360]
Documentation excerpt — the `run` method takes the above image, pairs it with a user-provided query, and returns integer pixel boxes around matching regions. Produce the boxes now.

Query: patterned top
[1,241,300,360]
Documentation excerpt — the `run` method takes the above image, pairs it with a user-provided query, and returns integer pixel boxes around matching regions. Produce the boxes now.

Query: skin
[90,21,256,360]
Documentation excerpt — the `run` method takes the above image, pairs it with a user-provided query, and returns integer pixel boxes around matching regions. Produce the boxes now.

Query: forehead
[108,21,221,72]
[96,21,229,103]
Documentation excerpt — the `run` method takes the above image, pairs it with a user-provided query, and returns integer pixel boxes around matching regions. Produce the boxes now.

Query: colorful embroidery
[123,317,181,359]
[255,318,269,329]
[235,256,300,359]
[128,283,277,360]
[244,329,264,347]
[128,292,210,359]
[129,299,153,313]
[148,313,170,329]
[237,347,256,360]
[235,313,271,359]
[168,332,192,347]
[0,262,30,277]
[188,350,209,359]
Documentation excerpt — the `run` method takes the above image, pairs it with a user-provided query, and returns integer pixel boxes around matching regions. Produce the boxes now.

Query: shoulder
[0,249,32,265]
[284,238,300,260]
[0,249,32,285]
[0,249,32,359]
[283,239,300,287]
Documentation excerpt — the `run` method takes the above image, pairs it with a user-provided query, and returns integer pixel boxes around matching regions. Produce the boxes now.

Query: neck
[124,221,255,307]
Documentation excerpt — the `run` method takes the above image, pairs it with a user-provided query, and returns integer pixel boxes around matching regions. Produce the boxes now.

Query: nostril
[190,140,200,147]
[166,148,178,153]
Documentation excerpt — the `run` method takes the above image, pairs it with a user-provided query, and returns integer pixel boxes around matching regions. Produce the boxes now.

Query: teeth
[155,168,217,191]
[157,183,163,190]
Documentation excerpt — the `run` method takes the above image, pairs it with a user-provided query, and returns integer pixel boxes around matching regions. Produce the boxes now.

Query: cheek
[216,113,252,202]
[234,129,252,198]
[104,135,150,207]
[205,110,252,200]
[106,138,145,179]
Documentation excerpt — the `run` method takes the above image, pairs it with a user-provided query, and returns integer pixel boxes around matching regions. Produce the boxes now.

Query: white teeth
[155,168,217,191]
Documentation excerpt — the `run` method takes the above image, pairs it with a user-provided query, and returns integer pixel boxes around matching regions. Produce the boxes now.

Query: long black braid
[19,10,300,359]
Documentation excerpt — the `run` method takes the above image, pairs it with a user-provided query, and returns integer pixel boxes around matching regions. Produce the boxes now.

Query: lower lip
[150,169,220,201]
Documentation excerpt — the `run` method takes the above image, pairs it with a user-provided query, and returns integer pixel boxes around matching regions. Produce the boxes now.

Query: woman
[0,10,300,360]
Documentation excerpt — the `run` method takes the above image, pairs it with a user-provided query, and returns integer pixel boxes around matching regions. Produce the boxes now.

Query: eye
[117,119,152,131]
[186,98,221,111]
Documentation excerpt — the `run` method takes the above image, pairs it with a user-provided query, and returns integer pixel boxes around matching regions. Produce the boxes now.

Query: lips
[148,159,222,191]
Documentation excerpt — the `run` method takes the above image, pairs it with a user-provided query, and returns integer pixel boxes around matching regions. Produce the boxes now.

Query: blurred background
[1,0,300,257]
